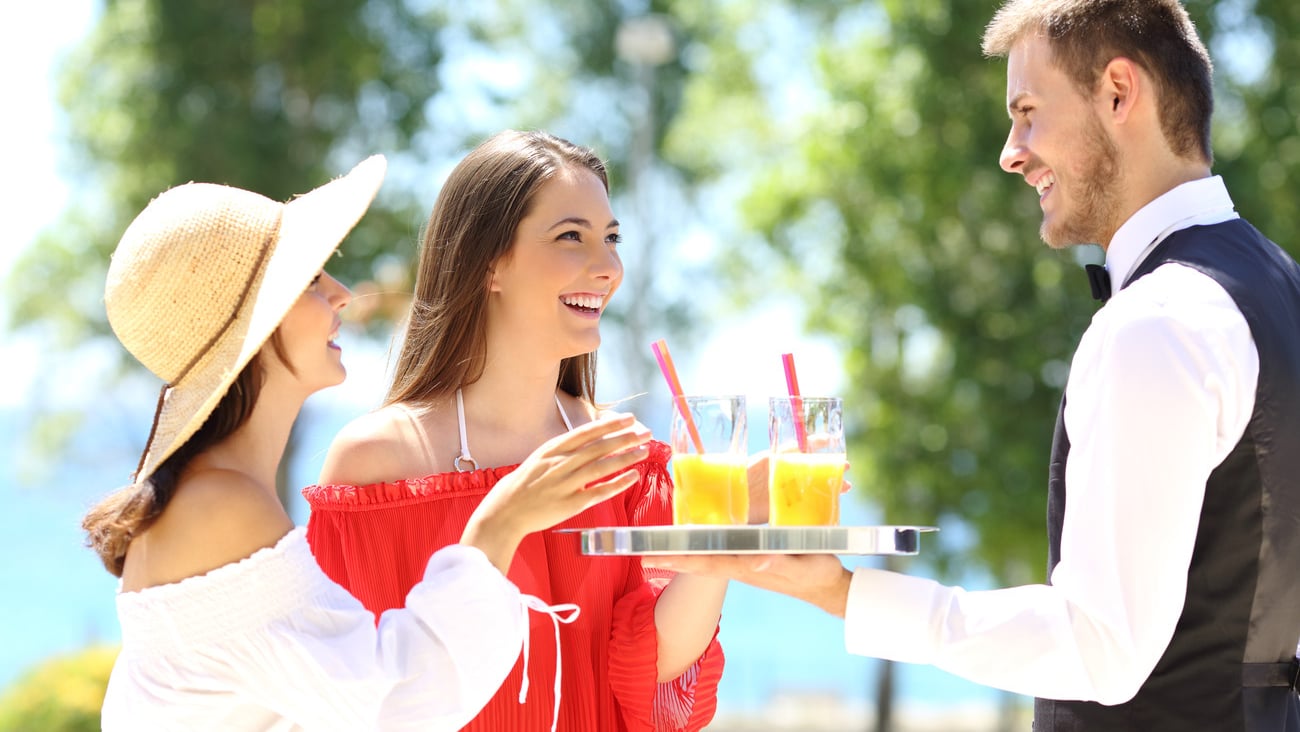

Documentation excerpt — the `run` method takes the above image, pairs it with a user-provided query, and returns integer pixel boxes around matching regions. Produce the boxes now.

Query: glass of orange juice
[768,396,845,526]
[669,395,749,525]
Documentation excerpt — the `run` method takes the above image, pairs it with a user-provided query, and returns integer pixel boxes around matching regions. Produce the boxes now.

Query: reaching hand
[461,412,650,573]
[642,553,853,618]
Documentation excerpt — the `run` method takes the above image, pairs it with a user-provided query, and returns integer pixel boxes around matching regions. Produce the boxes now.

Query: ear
[1099,57,1140,124]
[487,266,501,293]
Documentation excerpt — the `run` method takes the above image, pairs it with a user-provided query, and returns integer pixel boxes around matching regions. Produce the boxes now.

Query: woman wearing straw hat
[82,155,650,731]
[303,130,727,732]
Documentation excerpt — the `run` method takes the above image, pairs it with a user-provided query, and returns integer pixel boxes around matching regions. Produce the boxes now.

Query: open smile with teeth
[1035,172,1056,198]
[561,294,604,314]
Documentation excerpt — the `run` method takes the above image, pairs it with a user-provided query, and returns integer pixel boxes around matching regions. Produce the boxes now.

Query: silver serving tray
[560,525,937,556]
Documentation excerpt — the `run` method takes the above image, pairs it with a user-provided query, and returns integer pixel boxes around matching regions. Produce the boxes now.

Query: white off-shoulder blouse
[101,527,527,731]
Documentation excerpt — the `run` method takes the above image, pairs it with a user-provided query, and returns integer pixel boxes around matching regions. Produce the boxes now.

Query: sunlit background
[3,1,1297,730]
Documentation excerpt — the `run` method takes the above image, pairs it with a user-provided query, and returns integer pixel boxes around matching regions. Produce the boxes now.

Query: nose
[323,272,353,310]
[591,241,622,282]
[999,123,1029,174]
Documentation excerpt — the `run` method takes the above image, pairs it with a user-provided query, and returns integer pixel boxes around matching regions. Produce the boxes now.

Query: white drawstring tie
[518,595,581,732]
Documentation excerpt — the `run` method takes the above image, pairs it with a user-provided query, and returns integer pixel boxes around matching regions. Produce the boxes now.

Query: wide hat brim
[134,155,386,483]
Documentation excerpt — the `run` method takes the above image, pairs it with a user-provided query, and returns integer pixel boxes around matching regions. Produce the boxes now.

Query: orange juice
[769,453,844,526]
[671,453,749,525]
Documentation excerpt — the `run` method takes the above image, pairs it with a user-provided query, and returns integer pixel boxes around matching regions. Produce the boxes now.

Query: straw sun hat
[105,155,387,485]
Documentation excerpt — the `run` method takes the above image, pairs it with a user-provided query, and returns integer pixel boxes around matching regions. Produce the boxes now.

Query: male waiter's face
[998,35,1122,249]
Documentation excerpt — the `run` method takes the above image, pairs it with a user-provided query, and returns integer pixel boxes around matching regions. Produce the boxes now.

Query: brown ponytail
[83,353,267,576]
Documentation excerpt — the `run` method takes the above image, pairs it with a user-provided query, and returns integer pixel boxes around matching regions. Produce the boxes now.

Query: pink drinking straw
[651,339,705,453]
[781,352,809,452]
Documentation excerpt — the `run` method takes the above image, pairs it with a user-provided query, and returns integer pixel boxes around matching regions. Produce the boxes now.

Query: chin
[320,367,348,390]
[568,331,602,355]
[1041,219,1092,250]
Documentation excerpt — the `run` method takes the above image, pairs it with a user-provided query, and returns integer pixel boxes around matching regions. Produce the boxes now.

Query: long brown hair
[82,343,286,576]
[386,130,609,406]
[982,0,1213,164]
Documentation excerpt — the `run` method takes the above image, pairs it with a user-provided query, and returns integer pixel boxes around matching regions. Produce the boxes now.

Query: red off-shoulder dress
[302,439,724,731]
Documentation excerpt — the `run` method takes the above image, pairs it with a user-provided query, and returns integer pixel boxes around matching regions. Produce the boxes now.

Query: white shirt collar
[1104,175,1237,293]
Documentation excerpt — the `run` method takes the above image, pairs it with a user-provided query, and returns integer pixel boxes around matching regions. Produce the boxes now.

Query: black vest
[1036,220,1300,731]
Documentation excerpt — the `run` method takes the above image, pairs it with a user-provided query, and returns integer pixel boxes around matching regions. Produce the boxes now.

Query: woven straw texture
[104,155,386,483]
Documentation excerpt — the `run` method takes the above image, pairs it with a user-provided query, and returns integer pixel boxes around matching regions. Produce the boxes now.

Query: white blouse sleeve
[106,528,525,731]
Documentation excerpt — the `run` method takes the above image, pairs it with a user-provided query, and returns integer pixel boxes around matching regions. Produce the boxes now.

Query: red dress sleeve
[606,441,725,731]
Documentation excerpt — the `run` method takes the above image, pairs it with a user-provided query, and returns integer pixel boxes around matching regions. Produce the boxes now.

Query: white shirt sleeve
[844,263,1258,703]
[104,529,526,731]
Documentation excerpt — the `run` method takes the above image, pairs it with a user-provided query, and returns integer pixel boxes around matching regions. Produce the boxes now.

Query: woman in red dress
[304,130,726,731]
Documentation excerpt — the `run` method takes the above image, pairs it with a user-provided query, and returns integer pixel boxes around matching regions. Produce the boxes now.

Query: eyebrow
[547,216,620,230]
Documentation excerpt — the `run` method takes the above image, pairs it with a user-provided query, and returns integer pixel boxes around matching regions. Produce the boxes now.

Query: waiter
[646,1,1300,730]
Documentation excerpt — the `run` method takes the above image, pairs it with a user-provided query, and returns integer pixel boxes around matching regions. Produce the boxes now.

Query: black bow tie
[1086,263,1112,302]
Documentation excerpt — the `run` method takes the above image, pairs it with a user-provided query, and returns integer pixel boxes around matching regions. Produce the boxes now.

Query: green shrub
[0,645,118,732]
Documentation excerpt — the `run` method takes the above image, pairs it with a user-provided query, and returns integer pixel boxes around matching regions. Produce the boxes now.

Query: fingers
[568,420,651,465]
[542,412,639,452]
[576,467,640,508]
[530,414,649,474]
[807,432,844,452]
[579,442,652,488]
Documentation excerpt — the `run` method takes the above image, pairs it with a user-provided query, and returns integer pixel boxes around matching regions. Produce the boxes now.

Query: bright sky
[0,2,97,408]
[1,1,98,277]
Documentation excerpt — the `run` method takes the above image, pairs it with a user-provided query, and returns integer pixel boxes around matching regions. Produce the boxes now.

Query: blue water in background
[0,395,1010,718]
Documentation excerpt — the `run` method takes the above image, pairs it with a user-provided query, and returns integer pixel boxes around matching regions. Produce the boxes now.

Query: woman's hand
[461,413,650,573]
[646,553,853,618]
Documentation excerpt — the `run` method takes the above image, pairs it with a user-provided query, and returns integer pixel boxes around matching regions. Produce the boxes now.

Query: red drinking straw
[651,339,704,452]
[781,352,809,452]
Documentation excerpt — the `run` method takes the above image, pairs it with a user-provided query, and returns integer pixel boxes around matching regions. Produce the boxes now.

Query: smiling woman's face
[268,270,352,394]
[487,167,623,360]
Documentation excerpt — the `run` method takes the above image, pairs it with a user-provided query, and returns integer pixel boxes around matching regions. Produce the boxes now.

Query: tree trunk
[874,658,896,732]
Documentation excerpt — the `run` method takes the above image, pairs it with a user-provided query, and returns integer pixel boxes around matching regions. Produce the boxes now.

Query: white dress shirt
[844,176,1268,704]
[101,528,527,731]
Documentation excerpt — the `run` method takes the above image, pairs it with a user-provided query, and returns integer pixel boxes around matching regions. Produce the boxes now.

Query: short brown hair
[386,130,609,407]
[983,0,1213,163]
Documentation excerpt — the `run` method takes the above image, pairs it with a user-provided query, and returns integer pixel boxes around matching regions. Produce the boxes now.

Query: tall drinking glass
[768,396,845,526]
[670,395,749,525]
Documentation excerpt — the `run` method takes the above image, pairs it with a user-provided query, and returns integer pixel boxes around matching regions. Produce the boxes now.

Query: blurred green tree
[1190,0,1300,260]
[6,0,447,500]
[446,0,709,396]
[660,1,1300,729]
[0,645,118,732]
[673,0,1082,611]
[11,0,447,339]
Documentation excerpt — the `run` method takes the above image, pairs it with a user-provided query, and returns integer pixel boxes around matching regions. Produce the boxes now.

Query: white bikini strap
[517,595,581,732]
[453,388,477,472]
[554,393,574,431]
[456,390,571,472]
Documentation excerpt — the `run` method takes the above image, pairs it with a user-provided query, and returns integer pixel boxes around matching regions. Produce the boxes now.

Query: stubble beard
[1040,114,1122,250]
